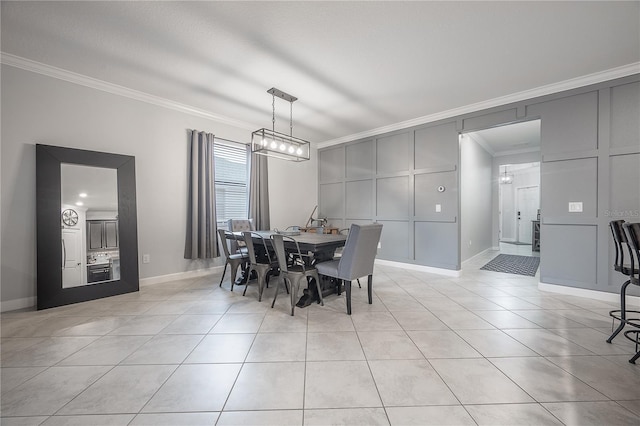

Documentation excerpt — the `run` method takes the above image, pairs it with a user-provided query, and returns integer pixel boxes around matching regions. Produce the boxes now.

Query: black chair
[606,220,639,343]
[270,233,323,316]
[218,229,248,291]
[621,222,640,364]
[316,223,383,315]
[241,231,281,302]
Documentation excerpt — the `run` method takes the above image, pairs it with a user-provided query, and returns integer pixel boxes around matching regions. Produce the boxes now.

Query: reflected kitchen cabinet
[88,220,118,250]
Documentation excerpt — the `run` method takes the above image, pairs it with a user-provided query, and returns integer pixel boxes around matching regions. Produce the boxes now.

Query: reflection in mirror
[61,164,119,288]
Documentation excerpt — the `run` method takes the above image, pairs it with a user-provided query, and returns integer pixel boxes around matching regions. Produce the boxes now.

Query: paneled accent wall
[319,123,460,270]
[319,74,640,294]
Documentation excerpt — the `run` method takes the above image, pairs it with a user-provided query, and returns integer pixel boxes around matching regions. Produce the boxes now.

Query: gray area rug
[480,254,540,276]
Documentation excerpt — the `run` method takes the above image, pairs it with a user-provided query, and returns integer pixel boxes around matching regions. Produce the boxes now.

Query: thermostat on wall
[437,185,446,193]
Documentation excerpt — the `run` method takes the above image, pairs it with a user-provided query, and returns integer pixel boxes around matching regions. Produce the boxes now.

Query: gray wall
[0,65,317,310]
[318,122,460,270]
[319,74,640,297]
[460,135,493,261]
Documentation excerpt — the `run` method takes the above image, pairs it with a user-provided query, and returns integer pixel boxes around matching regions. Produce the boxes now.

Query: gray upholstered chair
[227,219,255,254]
[242,231,280,302]
[316,223,383,315]
[218,229,248,291]
[270,233,324,316]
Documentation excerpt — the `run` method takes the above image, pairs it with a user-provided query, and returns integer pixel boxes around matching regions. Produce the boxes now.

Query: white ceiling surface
[61,164,118,212]
[2,2,639,146]
[468,120,541,155]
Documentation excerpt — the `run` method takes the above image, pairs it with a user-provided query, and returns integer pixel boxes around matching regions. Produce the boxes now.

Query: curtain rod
[189,130,248,147]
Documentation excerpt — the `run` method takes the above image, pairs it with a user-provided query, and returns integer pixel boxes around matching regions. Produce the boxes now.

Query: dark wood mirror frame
[36,144,139,310]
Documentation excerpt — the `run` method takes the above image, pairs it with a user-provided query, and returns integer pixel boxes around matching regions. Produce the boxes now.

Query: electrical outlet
[435,204,442,212]
[142,254,150,264]
[568,202,583,213]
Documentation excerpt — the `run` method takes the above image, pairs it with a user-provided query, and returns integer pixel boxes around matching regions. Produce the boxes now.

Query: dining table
[231,230,347,306]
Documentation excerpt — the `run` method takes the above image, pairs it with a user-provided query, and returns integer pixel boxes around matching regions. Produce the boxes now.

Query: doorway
[498,162,540,248]
[461,119,541,270]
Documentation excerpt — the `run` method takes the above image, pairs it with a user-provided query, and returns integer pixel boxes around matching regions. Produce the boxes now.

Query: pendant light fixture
[500,166,513,184]
[251,88,311,162]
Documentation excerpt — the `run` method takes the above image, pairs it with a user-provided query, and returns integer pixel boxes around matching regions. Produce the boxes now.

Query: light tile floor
[2,247,640,425]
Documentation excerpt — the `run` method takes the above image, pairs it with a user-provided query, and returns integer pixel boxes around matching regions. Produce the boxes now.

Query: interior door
[62,228,83,288]
[517,186,539,244]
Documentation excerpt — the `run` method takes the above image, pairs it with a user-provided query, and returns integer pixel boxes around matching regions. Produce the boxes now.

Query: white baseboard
[539,282,640,305]
[462,248,494,264]
[1,296,36,312]
[375,259,461,277]
[140,266,224,286]
[0,267,225,312]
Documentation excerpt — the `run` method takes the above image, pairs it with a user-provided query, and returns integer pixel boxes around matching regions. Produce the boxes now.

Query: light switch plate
[435,204,442,212]
[568,202,583,213]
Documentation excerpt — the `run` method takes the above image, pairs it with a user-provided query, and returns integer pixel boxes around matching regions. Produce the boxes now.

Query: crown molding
[318,62,640,149]
[0,52,256,131]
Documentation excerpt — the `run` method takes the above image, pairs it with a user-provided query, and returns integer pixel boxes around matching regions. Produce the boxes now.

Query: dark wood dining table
[232,230,347,306]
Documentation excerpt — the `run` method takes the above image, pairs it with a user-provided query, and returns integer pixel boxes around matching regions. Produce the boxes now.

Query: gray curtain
[248,148,270,230]
[184,130,219,259]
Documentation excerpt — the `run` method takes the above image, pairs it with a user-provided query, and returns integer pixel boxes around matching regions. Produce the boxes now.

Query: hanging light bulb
[270,140,277,149]
[288,145,295,154]
[296,147,303,155]
[279,143,286,151]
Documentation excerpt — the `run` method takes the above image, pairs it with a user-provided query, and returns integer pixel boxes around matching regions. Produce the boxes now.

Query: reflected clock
[62,209,78,226]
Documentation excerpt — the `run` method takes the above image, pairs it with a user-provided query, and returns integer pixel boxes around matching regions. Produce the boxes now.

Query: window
[214,143,249,228]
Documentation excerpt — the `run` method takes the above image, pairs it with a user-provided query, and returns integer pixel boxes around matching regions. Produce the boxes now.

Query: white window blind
[214,143,248,228]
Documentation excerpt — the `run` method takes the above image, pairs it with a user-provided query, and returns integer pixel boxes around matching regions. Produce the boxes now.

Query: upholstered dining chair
[316,223,383,315]
[270,233,324,316]
[227,219,254,254]
[217,229,248,291]
[242,231,281,302]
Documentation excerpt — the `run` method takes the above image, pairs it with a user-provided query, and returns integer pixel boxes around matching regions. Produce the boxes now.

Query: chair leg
[345,280,352,315]
[367,275,373,305]
[313,275,324,306]
[607,280,631,343]
[242,266,253,296]
[257,269,266,302]
[219,262,228,287]
[289,277,300,316]
[271,276,282,309]
[229,263,239,292]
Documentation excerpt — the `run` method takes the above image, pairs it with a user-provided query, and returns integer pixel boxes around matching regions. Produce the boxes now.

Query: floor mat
[480,254,540,276]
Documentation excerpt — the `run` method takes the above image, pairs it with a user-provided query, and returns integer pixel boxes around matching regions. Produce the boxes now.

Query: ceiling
[2,2,639,146]
[61,164,118,212]
[467,120,541,156]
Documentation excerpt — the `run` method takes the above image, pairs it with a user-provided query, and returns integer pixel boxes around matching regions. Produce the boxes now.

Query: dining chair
[316,223,383,315]
[227,218,254,254]
[270,233,324,316]
[217,229,248,291]
[242,231,281,302]
[337,228,361,289]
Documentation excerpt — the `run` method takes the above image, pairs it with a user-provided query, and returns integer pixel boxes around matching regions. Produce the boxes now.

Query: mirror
[36,144,139,310]
[61,164,119,288]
